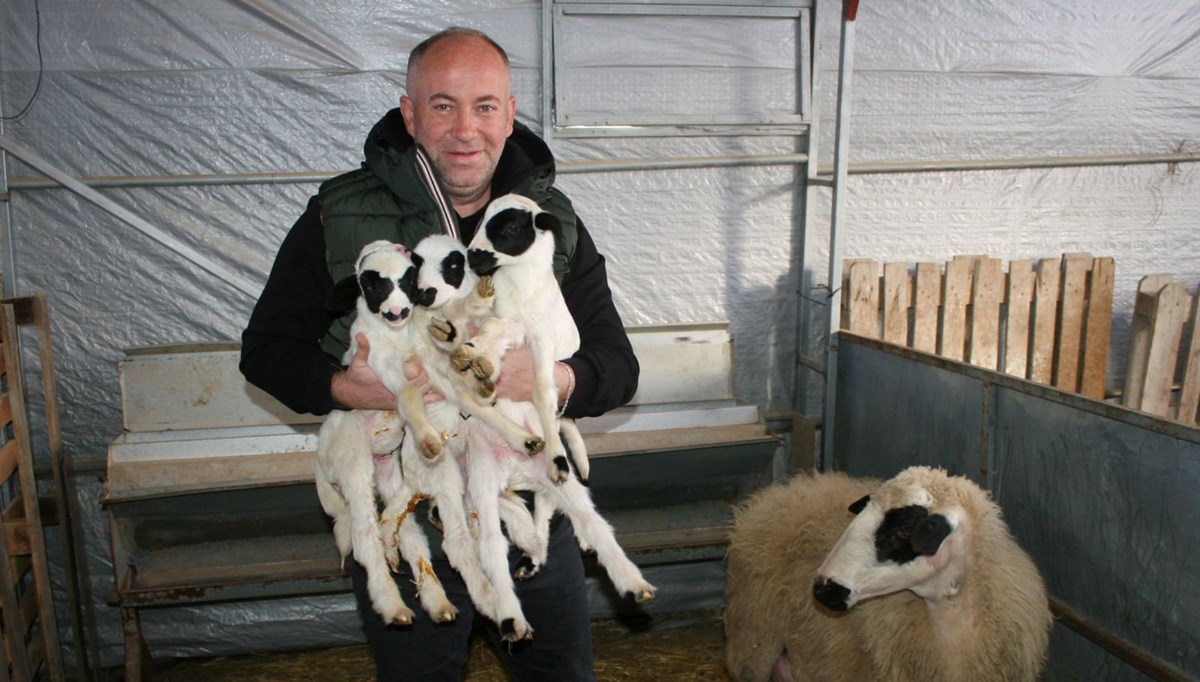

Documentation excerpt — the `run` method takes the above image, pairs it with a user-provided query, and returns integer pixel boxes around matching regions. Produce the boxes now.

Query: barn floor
[147,609,731,682]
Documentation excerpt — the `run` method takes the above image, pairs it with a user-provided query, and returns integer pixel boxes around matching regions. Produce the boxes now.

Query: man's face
[400,36,516,215]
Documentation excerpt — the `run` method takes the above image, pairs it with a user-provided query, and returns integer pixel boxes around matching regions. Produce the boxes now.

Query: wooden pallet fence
[1122,275,1200,426]
[0,299,66,682]
[841,253,1115,400]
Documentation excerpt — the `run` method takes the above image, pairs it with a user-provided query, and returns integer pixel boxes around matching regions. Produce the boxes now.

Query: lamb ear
[327,275,361,313]
[911,514,953,556]
[848,495,870,514]
[534,210,561,234]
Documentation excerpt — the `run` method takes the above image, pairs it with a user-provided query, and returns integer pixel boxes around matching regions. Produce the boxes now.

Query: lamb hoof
[450,348,473,373]
[391,608,415,626]
[632,588,657,604]
[429,318,456,344]
[475,376,496,399]
[525,437,545,455]
[434,606,459,623]
[500,618,533,643]
[470,357,495,382]
[476,275,495,298]
[548,456,570,484]
[384,550,401,573]
[421,438,443,459]
[515,556,540,581]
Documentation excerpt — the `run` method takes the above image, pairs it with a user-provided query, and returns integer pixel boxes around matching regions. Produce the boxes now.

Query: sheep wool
[724,467,1052,682]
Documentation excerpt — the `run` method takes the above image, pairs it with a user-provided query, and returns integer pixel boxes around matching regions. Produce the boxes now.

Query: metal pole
[6,150,1197,192]
[0,134,260,299]
[792,0,829,436]
[821,0,858,472]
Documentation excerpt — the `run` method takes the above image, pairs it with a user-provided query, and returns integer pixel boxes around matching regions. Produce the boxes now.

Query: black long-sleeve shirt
[239,195,639,420]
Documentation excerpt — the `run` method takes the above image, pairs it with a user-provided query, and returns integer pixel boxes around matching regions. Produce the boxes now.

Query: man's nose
[451,110,476,139]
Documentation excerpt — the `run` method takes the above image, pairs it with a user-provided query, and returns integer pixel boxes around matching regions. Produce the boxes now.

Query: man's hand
[404,356,445,404]
[331,334,397,411]
[494,347,571,407]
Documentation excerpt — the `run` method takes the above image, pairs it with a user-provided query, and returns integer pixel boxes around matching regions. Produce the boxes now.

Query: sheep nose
[415,287,437,307]
[467,249,498,276]
[813,576,851,611]
[382,307,410,323]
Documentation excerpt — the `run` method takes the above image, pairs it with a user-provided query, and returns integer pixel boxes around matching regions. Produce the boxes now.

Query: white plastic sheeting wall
[1,0,1198,666]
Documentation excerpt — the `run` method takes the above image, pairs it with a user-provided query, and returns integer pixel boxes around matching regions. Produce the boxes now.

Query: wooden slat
[840,258,873,330]
[845,260,881,337]
[1004,260,1036,378]
[1029,258,1062,385]
[881,262,911,346]
[1177,287,1200,426]
[1140,282,1191,417]
[0,502,32,682]
[968,258,1003,369]
[0,441,19,487]
[0,393,11,429]
[912,262,941,354]
[1080,257,1115,400]
[940,259,973,361]
[17,579,38,633]
[1123,275,1175,409]
[1054,253,1092,392]
[3,495,30,556]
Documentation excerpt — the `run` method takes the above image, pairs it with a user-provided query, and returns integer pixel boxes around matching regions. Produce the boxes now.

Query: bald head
[406,27,511,96]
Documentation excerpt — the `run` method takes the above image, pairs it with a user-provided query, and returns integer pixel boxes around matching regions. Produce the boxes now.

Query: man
[240,27,639,681]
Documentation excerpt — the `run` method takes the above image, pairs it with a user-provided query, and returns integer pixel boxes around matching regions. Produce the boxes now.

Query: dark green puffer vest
[317,115,578,361]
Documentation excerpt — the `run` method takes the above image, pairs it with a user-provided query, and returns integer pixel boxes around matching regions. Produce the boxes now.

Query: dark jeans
[350,515,594,682]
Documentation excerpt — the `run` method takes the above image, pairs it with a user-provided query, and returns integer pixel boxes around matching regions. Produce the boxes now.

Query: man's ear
[400,95,416,135]
[328,275,361,314]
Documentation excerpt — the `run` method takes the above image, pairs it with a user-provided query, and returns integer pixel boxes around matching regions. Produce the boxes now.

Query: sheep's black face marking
[483,207,537,257]
[359,265,418,322]
[874,504,931,565]
[911,514,952,556]
[468,248,499,277]
[440,250,468,289]
[398,265,418,300]
[358,271,394,314]
[414,287,437,308]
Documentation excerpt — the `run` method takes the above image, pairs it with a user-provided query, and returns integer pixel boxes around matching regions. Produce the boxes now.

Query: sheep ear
[534,210,561,234]
[327,275,360,313]
[911,514,953,556]
[848,495,870,514]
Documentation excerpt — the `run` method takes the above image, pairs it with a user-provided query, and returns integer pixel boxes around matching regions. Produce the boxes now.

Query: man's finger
[353,333,371,361]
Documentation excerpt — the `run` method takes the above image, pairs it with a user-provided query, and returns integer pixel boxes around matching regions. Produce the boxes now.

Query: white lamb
[316,240,521,629]
[452,193,591,484]
[314,241,455,626]
[724,466,1052,682]
[444,196,657,642]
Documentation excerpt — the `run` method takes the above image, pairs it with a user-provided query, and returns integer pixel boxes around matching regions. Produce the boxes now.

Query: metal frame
[543,0,812,140]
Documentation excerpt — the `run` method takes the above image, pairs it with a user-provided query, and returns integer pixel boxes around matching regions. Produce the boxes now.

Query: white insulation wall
[1,0,1198,666]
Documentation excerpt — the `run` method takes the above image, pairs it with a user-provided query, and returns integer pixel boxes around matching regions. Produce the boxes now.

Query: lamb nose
[813,576,851,611]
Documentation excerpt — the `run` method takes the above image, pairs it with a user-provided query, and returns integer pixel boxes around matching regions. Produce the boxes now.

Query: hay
[155,610,732,681]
